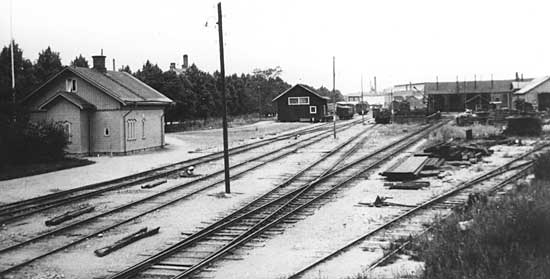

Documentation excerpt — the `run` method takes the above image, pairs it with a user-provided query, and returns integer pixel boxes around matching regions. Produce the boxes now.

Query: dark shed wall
[275,86,327,122]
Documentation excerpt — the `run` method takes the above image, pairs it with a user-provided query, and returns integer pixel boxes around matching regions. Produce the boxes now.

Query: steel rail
[0,120,362,224]
[288,143,549,279]
[0,120,366,275]
[365,161,534,273]
[0,121,344,217]
[109,121,447,279]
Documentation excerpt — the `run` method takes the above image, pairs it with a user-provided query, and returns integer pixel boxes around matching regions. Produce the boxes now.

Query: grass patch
[0,158,95,181]
[408,151,550,279]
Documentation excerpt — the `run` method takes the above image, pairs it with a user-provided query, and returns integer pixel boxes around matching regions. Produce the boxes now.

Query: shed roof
[514,76,550,95]
[423,79,522,95]
[272,84,330,102]
[39,92,97,110]
[23,66,173,106]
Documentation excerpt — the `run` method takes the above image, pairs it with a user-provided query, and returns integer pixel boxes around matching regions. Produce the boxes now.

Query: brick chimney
[182,54,188,69]
[92,50,106,72]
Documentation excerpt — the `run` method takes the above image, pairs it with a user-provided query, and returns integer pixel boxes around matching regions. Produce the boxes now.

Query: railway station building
[272,84,329,122]
[22,54,174,155]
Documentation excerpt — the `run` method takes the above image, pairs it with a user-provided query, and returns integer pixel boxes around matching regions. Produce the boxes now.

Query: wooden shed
[272,84,329,122]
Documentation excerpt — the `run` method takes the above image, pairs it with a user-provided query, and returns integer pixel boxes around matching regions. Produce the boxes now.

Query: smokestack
[92,50,106,72]
[170,62,176,70]
[515,72,519,81]
[474,74,476,89]
[521,73,524,81]
[436,76,439,90]
[491,74,494,88]
[374,76,377,93]
[183,54,188,69]
[112,58,116,71]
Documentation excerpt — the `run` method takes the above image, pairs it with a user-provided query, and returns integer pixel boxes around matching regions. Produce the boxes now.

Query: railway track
[107,121,447,279]
[288,142,549,279]
[0,119,369,276]
[0,120,361,224]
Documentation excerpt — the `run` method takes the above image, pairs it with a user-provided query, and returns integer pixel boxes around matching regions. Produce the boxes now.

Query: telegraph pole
[217,2,231,193]
[332,56,336,139]
[10,0,16,121]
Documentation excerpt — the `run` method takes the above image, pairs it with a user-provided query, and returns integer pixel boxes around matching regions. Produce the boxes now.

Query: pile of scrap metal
[424,140,493,162]
[456,109,488,126]
[381,140,493,183]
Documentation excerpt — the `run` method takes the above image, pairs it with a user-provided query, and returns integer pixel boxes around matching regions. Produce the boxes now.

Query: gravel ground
[205,137,539,279]
[0,120,312,204]
[0,120,361,279]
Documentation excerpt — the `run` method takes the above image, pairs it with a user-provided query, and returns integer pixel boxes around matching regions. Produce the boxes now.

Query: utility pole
[332,56,336,139]
[10,0,16,121]
[361,74,364,124]
[217,2,231,194]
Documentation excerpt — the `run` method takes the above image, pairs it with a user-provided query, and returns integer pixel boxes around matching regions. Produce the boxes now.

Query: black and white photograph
[1,0,550,278]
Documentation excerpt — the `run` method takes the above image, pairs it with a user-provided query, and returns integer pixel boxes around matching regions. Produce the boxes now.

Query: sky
[1,0,550,94]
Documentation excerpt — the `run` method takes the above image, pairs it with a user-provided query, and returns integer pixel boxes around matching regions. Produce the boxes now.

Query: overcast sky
[1,0,550,94]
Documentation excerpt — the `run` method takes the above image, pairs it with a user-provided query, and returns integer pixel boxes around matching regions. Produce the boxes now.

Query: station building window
[309,106,317,114]
[288,96,310,105]
[127,119,137,140]
[66,79,77,92]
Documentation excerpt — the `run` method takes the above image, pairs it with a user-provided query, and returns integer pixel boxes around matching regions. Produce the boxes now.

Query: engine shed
[272,84,329,122]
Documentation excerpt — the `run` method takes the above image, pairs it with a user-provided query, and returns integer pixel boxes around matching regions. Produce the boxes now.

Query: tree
[118,65,132,74]
[70,54,89,67]
[34,47,63,84]
[135,61,163,91]
[0,41,36,103]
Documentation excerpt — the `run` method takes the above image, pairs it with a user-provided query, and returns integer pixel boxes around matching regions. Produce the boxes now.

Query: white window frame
[127,119,137,140]
[104,127,110,137]
[63,121,72,143]
[309,106,317,114]
[141,118,146,139]
[66,79,77,92]
[288,96,310,105]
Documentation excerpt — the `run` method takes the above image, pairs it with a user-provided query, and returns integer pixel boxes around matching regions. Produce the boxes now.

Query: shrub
[534,151,550,180]
[0,120,68,166]
[413,179,550,279]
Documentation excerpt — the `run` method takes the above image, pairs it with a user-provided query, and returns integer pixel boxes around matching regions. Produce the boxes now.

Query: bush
[414,178,550,279]
[0,120,68,166]
[534,151,550,180]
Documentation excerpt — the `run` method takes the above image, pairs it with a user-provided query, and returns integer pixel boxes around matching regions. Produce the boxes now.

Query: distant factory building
[272,84,329,122]
[22,53,174,155]
[513,76,550,111]
[390,75,536,113]
[169,54,189,75]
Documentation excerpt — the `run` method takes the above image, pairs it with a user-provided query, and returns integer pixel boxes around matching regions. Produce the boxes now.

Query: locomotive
[355,102,370,115]
[372,107,391,124]
[336,102,355,120]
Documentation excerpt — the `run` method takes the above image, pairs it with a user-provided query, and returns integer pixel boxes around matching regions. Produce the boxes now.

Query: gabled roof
[272,84,330,102]
[39,92,96,110]
[23,66,173,106]
[514,76,550,95]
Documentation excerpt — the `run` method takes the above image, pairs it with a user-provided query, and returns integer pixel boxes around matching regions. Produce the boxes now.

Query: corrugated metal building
[22,54,174,155]
[272,84,329,122]
[514,76,550,111]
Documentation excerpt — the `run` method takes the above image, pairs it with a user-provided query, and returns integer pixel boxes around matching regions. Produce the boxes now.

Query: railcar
[355,102,370,115]
[336,102,355,120]
[372,107,391,124]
